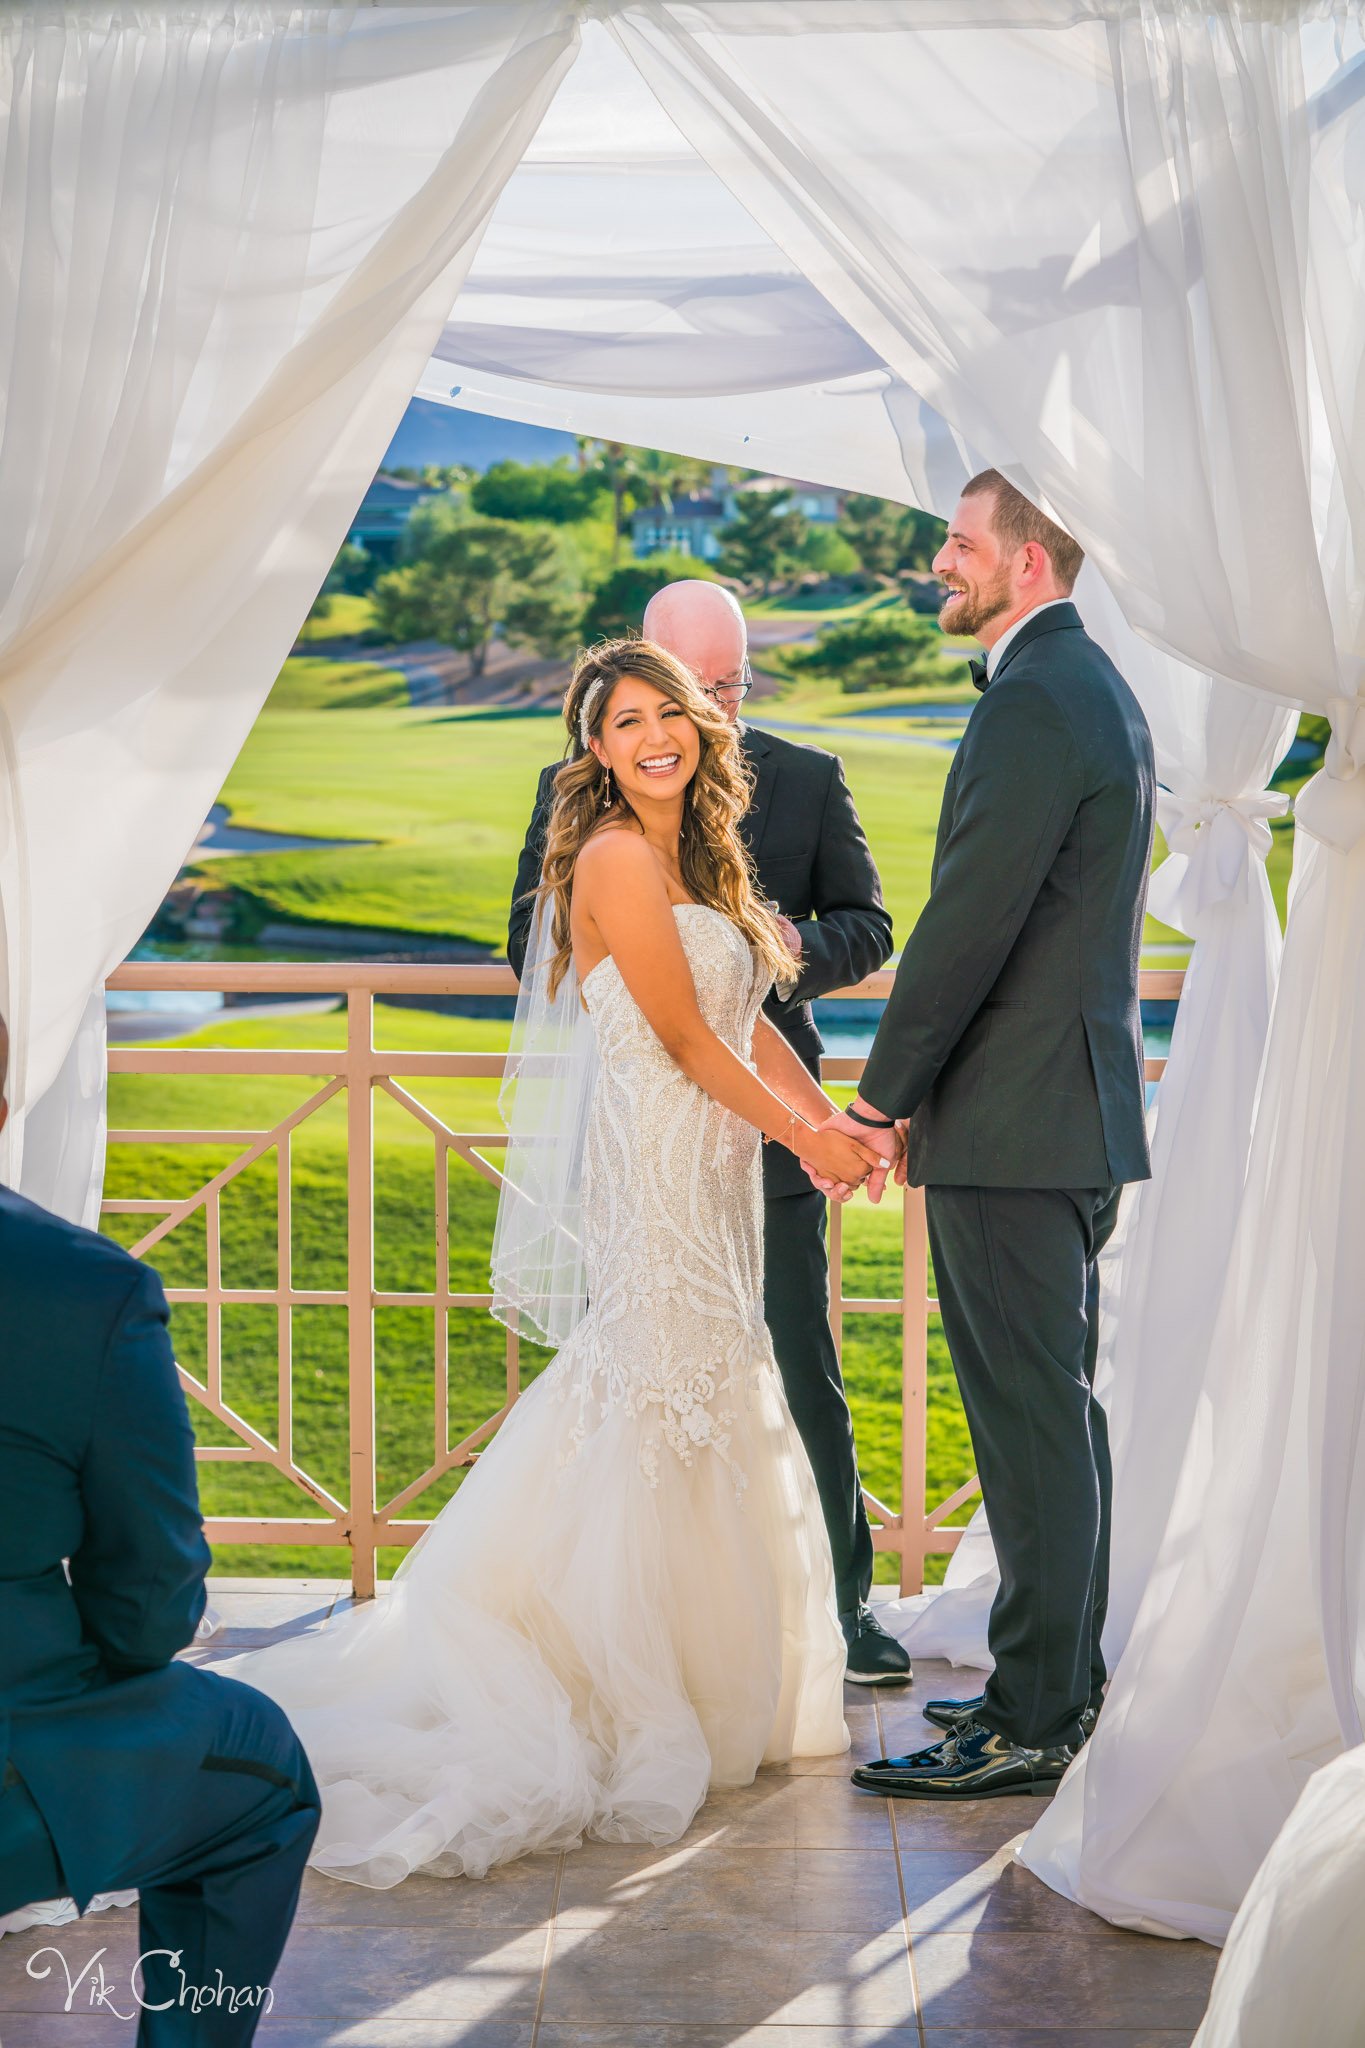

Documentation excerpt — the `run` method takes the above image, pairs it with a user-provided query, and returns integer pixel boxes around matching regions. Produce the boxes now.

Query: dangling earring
[601,763,614,808]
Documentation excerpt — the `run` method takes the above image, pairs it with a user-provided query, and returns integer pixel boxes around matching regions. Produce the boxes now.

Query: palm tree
[576,438,715,559]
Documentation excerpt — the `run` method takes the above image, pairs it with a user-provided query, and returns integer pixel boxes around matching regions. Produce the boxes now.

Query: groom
[831,472,1155,1799]
[507,579,909,1685]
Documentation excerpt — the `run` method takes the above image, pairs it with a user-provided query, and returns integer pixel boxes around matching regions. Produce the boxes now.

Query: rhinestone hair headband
[578,672,609,750]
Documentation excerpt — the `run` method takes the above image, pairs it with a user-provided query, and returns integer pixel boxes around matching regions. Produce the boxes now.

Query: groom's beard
[938,566,1012,639]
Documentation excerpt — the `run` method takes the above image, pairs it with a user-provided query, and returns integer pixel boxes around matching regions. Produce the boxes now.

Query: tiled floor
[0,1581,1218,2047]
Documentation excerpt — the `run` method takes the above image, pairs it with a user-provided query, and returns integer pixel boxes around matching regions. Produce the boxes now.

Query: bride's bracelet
[764,1109,808,1155]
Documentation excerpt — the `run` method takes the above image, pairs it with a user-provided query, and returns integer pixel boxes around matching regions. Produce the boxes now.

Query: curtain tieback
[1148,788,1289,935]
[1295,695,1365,854]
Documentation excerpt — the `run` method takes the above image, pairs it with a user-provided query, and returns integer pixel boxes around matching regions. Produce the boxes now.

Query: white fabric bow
[1295,695,1365,853]
[1148,787,1290,937]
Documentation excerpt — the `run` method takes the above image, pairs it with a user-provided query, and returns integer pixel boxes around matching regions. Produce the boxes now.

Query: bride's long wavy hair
[534,637,796,1002]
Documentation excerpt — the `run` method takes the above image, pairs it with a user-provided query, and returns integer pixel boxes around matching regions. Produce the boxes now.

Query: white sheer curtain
[611,3,1355,698]
[420,16,963,502]
[1085,615,1297,1665]
[1190,1743,1365,2046]
[605,0,1365,1936]
[1025,812,1365,1941]
[0,0,580,1219]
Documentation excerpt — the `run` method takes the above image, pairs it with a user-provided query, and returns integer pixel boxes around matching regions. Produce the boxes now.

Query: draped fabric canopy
[421,19,976,505]
[1,0,1363,1950]
[0,0,583,1212]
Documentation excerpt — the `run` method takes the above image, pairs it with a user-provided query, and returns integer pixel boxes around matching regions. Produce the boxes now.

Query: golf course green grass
[265,655,410,712]
[294,592,379,644]
[211,684,959,952]
[210,657,1212,953]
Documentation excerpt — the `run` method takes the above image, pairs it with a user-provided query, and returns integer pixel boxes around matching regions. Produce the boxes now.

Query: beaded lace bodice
[545,904,775,1494]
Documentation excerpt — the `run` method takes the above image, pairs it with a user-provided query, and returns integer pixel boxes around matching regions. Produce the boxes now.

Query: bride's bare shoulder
[574,823,660,899]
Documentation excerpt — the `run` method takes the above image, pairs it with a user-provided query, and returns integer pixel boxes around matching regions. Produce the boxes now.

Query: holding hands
[745,1017,900,1205]
[801,1097,907,1205]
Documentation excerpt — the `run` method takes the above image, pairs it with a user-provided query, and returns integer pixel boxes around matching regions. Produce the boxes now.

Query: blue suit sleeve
[69,1259,211,1676]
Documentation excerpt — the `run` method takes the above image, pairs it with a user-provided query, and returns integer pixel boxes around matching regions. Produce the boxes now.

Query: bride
[220,638,884,1887]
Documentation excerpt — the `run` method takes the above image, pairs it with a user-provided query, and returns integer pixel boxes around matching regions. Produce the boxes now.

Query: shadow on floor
[0,1580,1218,2047]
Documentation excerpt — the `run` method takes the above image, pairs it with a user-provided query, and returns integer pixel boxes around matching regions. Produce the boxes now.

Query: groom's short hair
[962,470,1084,591]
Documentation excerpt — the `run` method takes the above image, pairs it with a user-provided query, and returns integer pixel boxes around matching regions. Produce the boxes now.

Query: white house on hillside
[631,470,844,560]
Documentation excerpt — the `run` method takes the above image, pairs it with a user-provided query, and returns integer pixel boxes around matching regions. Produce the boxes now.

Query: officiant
[506,580,906,1685]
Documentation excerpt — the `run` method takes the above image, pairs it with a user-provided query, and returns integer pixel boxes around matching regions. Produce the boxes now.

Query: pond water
[814,998,1174,1070]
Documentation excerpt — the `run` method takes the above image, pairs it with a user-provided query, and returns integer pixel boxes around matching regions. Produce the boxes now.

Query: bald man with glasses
[507,580,907,1685]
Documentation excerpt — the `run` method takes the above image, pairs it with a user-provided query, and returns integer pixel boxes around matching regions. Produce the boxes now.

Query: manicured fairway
[212,695,958,952]
[208,662,1279,954]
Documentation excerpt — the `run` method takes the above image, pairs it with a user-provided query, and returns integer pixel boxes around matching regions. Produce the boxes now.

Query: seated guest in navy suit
[0,1009,321,2044]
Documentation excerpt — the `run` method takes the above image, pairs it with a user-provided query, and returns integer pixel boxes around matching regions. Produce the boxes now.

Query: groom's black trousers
[926,1183,1121,1752]
[763,1186,874,1616]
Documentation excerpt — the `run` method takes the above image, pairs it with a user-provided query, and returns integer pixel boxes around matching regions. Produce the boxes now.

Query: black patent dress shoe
[851,1718,1074,1800]
[923,1693,1100,1743]
[840,1605,912,1686]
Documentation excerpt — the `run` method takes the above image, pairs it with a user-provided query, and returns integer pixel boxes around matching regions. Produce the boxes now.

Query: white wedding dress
[218,903,848,1885]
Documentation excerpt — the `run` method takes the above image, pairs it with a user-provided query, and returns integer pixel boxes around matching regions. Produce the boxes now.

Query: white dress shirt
[985,598,1072,680]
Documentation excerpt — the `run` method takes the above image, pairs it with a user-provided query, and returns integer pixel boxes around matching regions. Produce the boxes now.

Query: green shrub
[792,610,965,693]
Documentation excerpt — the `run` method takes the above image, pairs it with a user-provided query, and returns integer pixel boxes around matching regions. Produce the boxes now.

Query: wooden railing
[105,960,1183,1596]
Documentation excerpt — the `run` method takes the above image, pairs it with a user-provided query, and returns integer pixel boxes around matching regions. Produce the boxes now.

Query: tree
[386,463,474,490]
[329,542,379,595]
[370,516,583,677]
[717,489,808,592]
[576,438,714,558]
[837,494,903,579]
[304,542,378,624]
[580,554,717,643]
[304,536,374,622]
[898,507,945,570]
[838,494,945,578]
[793,525,860,578]
[470,458,607,525]
[630,445,714,516]
[791,610,958,694]
[399,490,471,561]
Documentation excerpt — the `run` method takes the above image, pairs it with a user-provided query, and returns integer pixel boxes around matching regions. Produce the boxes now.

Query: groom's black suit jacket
[860,602,1155,1188]
[0,1184,212,1910]
[507,724,894,1199]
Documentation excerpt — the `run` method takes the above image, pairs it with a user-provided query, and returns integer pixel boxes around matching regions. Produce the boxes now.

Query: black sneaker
[923,1693,1100,1743]
[840,1605,912,1687]
[851,1717,1073,1800]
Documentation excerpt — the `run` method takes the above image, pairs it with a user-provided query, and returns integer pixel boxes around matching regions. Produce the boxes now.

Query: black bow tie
[968,654,989,692]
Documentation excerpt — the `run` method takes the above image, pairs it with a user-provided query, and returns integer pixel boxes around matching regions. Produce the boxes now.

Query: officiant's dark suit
[508,725,894,1620]
[859,600,1155,1753]
[0,1183,320,2044]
